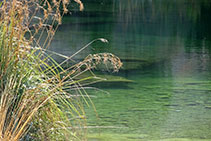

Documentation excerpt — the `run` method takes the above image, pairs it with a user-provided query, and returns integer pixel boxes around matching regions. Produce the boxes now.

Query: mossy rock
[74,71,134,83]
[61,56,160,71]
[122,61,147,70]
[96,74,134,83]
[119,57,163,70]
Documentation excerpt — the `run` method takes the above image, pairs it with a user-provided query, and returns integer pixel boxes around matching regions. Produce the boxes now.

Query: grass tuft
[0,0,122,140]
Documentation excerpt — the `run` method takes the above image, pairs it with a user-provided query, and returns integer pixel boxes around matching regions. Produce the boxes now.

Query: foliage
[0,0,122,140]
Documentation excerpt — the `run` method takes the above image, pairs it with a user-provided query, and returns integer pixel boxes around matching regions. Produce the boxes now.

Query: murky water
[51,0,211,140]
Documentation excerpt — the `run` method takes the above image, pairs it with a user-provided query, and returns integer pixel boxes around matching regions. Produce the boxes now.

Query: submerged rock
[96,74,134,83]
[121,58,156,70]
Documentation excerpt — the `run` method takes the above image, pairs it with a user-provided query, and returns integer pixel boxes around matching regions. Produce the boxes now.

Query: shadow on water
[50,0,211,140]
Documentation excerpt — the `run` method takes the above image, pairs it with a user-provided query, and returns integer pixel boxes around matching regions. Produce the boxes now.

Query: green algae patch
[155,138,211,141]
[88,133,148,141]
[88,134,211,141]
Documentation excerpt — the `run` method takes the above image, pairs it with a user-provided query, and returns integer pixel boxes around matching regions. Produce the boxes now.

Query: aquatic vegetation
[0,0,122,140]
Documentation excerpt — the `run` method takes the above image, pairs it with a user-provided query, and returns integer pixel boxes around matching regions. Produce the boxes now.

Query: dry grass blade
[74,0,84,11]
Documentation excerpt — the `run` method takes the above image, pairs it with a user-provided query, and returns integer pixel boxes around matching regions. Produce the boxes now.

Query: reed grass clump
[0,0,122,140]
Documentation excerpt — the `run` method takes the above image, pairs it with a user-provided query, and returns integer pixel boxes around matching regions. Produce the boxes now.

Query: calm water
[51,0,211,140]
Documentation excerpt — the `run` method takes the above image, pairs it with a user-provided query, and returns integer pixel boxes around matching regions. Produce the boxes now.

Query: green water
[51,0,211,140]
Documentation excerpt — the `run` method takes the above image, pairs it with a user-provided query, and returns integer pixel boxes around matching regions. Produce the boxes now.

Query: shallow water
[51,0,211,140]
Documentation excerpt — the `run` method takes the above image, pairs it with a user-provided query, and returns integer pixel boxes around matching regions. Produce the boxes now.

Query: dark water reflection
[51,0,211,140]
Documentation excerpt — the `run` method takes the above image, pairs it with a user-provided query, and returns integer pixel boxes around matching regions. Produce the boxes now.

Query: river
[50,0,211,140]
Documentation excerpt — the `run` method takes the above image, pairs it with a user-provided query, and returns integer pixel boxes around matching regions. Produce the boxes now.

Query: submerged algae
[88,133,211,141]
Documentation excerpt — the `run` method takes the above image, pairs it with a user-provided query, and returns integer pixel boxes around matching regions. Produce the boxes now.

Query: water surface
[51,0,211,140]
